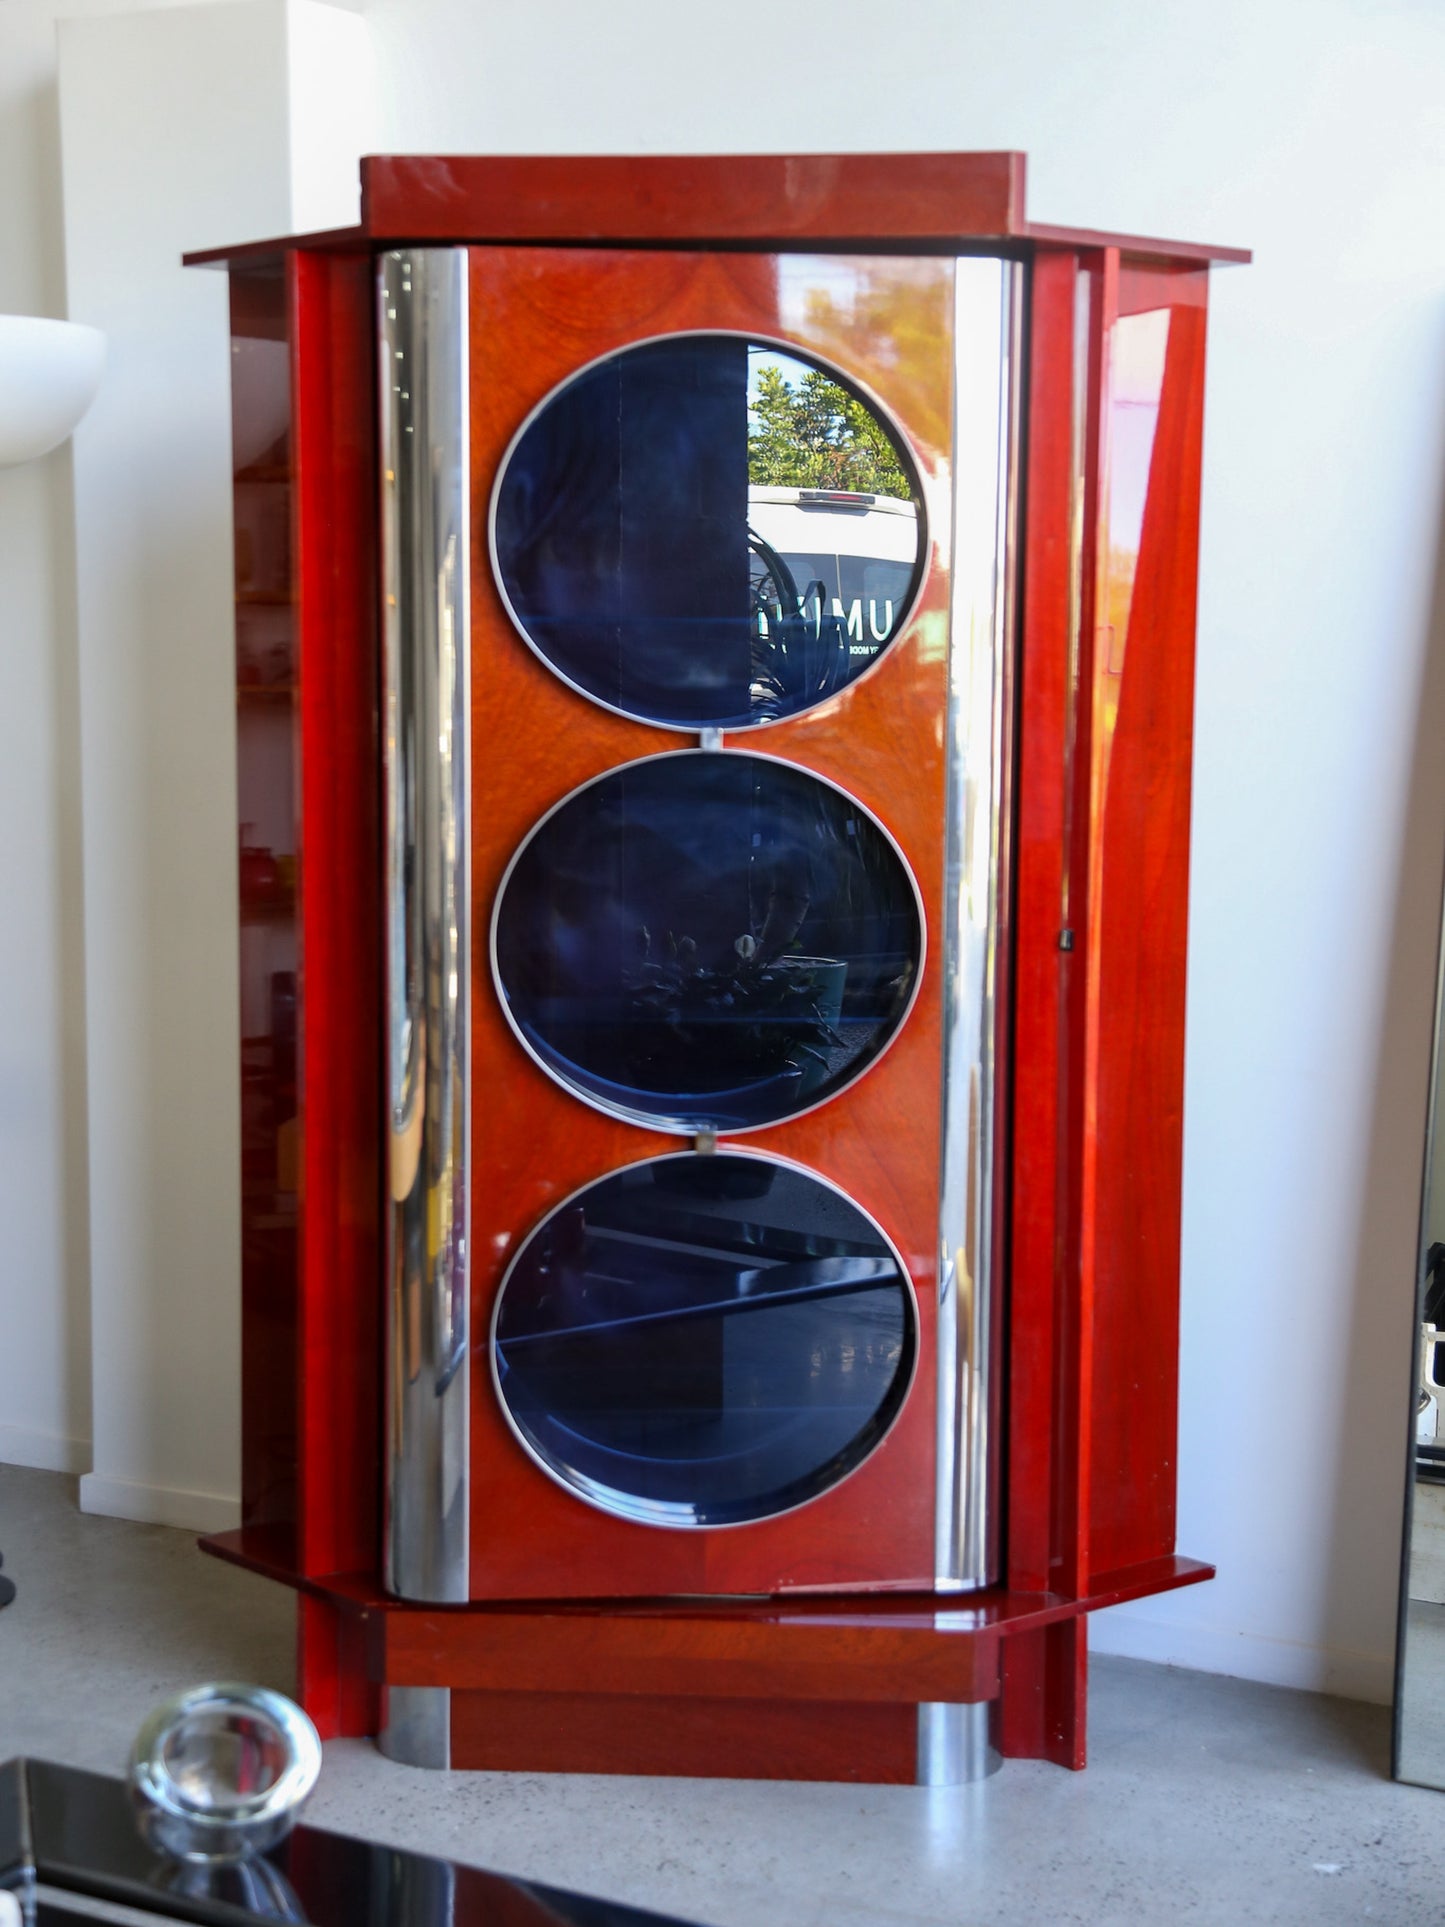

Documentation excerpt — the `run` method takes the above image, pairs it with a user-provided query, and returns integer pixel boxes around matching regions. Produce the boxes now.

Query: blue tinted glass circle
[491,751,924,1133]
[492,1153,916,1527]
[490,335,925,730]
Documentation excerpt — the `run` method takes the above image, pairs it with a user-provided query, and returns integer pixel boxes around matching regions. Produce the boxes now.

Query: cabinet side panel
[231,265,299,1549]
[292,249,383,1581]
[1007,250,1077,1602]
[1083,264,1208,1574]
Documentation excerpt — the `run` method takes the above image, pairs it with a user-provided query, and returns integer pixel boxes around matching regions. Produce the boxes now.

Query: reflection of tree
[748,366,911,499]
[793,261,953,461]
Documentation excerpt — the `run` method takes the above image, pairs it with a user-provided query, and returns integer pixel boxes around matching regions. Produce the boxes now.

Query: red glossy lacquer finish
[186,152,1249,273]
[998,247,1209,1767]
[1083,260,1208,1577]
[289,249,384,1737]
[466,246,955,1600]
[451,1692,920,1782]
[362,152,1026,246]
[1000,245,1089,1768]
[223,251,384,1737]
[201,154,1232,1773]
[290,249,382,1589]
[230,265,300,1552]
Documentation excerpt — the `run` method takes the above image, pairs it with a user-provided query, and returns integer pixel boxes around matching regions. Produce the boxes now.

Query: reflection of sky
[1108,310,1171,561]
[747,346,808,422]
[777,256,876,337]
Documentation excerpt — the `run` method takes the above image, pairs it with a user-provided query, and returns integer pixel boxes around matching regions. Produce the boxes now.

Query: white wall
[51,0,371,1529]
[359,0,1445,1701]
[0,0,369,1521]
[0,5,90,1476]
[0,0,221,1476]
[2,0,1441,1698]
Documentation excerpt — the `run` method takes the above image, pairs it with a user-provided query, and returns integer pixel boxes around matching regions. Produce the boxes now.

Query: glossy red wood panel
[290,249,383,1589]
[1001,1615,1088,1768]
[377,1603,1002,1703]
[185,154,1248,274]
[1083,262,1208,1576]
[1006,247,1077,1605]
[1060,248,1111,1611]
[297,1593,376,1741]
[999,244,1094,1769]
[363,152,1026,245]
[999,247,1208,1767]
[465,246,954,1599]
[451,1691,920,1781]
[230,265,299,1550]
[227,250,384,1734]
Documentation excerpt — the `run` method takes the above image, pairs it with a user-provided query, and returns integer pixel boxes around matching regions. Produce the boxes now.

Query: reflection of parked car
[747,486,920,717]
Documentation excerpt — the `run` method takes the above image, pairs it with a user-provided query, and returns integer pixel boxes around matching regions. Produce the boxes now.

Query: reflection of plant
[623,928,843,1082]
[749,366,910,499]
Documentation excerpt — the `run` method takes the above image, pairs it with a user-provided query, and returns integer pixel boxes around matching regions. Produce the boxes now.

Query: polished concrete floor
[1,1464,1441,1926]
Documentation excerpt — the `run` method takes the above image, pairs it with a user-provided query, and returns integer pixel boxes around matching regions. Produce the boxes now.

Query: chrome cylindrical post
[380,247,471,1615]
[935,257,1021,1592]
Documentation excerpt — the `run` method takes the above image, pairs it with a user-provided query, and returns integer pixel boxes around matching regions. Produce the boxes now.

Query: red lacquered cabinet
[192,154,1246,1779]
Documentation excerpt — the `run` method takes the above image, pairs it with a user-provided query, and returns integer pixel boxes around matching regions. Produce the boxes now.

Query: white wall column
[58,0,373,1528]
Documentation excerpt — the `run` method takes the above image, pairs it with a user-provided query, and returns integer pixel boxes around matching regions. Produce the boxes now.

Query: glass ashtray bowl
[128,1683,322,1864]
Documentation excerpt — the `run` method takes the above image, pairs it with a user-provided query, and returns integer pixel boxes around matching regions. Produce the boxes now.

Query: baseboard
[0,1424,91,1475]
[1089,1601,1394,1705]
[78,1472,241,1534]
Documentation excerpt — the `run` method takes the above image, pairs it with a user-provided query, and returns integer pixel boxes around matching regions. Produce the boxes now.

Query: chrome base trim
[916,1701,1000,1785]
[379,1686,451,1770]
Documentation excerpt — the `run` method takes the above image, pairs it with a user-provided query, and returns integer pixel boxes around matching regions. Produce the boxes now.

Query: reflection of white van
[746,486,920,657]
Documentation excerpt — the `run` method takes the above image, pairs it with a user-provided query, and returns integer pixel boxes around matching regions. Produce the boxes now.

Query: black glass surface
[492,337,924,729]
[493,751,922,1133]
[493,1154,914,1526]
[3,1758,702,1925]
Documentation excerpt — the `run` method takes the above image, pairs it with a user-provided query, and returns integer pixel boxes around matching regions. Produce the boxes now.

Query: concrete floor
[1,1465,1441,1926]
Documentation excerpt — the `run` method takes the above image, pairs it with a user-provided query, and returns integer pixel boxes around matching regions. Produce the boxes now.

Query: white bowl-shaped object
[0,315,106,469]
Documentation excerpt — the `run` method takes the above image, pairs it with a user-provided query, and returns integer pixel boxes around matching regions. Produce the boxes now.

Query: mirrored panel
[1396,932,1445,1784]
[490,335,925,730]
[491,750,924,1133]
[492,1152,916,1526]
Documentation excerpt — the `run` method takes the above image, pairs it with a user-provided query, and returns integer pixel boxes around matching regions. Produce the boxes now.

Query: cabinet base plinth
[200,1531,1214,1780]
[452,1691,921,1782]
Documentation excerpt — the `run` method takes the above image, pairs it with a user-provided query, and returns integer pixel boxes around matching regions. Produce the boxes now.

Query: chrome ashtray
[128,1683,321,1864]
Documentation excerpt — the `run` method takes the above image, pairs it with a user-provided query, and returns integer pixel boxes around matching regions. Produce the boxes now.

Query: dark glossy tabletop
[0,1758,710,1926]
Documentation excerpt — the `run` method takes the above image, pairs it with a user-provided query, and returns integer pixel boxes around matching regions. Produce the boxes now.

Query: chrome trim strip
[488,745,928,1139]
[916,1701,1000,1784]
[934,257,1020,1592]
[381,247,471,1604]
[486,1145,921,1533]
[379,1686,451,1770]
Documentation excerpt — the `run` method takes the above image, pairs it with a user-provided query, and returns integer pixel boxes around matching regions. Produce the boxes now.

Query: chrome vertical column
[933,256,1021,1598]
[380,248,471,1679]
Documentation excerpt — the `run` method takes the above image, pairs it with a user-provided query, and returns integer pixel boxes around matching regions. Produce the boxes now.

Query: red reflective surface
[230,266,299,1553]
[1001,248,1210,1766]
[465,247,955,1600]
[205,159,1229,1774]
[1084,260,1208,1579]
[227,253,382,1738]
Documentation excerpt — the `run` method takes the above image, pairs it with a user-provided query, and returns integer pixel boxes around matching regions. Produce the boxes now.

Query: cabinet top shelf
[184,152,1251,272]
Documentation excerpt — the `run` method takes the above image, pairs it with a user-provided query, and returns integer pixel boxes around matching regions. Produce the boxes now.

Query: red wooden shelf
[201,1523,1210,1774]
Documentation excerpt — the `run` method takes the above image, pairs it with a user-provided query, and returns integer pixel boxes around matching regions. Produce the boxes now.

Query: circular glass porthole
[492,1152,917,1527]
[491,750,924,1134]
[490,334,926,730]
